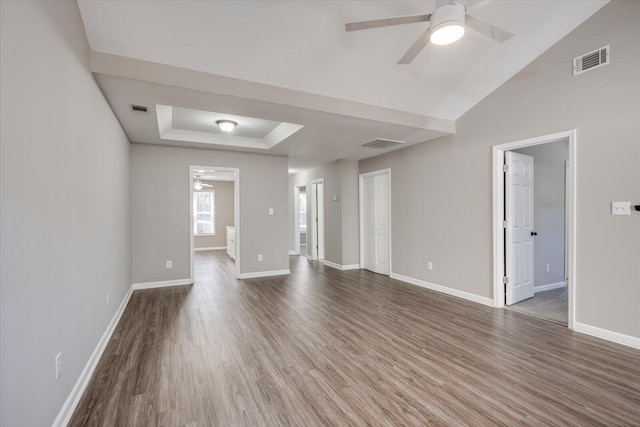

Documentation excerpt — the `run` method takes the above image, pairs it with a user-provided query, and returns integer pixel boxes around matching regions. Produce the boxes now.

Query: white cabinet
[226,226,236,260]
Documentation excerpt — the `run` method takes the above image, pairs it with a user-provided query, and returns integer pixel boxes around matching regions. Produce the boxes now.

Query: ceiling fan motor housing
[430,3,466,35]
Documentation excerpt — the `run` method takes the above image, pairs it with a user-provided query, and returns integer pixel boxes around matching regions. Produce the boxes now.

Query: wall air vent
[130,104,149,113]
[360,138,405,149]
[573,45,609,76]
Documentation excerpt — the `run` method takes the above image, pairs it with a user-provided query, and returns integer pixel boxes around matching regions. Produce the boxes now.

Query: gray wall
[289,159,359,266]
[132,144,289,282]
[360,0,639,338]
[194,181,235,249]
[0,1,132,425]
[514,141,569,288]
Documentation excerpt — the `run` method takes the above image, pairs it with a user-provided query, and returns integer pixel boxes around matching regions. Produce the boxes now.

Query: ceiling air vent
[130,104,149,113]
[360,138,405,149]
[573,45,609,76]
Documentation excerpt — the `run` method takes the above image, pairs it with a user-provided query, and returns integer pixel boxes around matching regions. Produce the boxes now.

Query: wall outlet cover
[55,353,62,380]
[611,201,631,216]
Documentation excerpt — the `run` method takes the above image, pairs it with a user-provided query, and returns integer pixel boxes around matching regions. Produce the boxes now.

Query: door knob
[531,231,537,236]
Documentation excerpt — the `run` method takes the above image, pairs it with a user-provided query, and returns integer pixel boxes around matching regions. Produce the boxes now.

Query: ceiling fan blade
[465,14,513,43]
[462,0,494,12]
[398,28,431,64]
[345,14,430,32]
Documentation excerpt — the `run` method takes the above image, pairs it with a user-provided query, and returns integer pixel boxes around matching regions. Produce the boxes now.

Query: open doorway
[294,184,308,257]
[189,165,240,280]
[310,179,325,261]
[493,130,576,327]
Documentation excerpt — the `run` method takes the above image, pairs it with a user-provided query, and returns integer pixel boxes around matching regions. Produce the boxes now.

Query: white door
[505,151,535,305]
[363,173,389,275]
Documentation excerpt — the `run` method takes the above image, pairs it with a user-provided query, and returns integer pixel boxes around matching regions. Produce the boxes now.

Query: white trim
[323,260,361,271]
[310,178,325,261]
[238,269,291,279]
[132,278,193,290]
[534,281,566,293]
[194,246,226,251]
[289,250,299,255]
[574,322,640,350]
[190,165,240,280]
[492,130,577,330]
[52,286,134,427]
[359,168,392,274]
[391,273,494,307]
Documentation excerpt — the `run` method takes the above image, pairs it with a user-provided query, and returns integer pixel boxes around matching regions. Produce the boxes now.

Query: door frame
[492,130,576,329]
[293,183,306,256]
[359,168,392,274]
[310,178,325,261]
[189,165,240,280]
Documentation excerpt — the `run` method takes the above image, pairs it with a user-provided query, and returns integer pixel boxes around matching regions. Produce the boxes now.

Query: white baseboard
[574,322,640,350]
[194,246,226,251]
[323,260,360,271]
[534,281,566,293]
[238,269,291,279]
[390,272,494,307]
[132,278,193,290]
[52,285,133,427]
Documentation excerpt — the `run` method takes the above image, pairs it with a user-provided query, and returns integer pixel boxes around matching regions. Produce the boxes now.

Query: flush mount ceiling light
[216,120,238,133]
[429,4,466,46]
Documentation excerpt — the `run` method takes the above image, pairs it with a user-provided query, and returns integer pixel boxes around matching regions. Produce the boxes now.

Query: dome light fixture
[216,119,238,133]
[429,3,466,46]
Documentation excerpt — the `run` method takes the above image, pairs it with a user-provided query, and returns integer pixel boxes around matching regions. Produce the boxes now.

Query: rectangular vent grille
[361,138,405,149]
[573,45,609,76]
[130,104,149,113]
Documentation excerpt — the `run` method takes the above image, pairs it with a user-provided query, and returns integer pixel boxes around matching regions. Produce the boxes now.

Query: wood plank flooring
[70,251,640,426]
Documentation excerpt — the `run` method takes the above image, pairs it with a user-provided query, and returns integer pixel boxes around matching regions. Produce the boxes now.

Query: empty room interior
[2,1,640,426]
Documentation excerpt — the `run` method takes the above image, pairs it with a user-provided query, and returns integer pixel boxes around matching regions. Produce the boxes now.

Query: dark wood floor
[70,251,640,426]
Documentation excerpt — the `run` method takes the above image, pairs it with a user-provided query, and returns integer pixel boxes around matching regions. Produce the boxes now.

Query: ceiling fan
[345,0,513,64]
[193,175,213,190]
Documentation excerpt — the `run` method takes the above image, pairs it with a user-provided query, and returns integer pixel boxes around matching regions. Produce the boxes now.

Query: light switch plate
[268,208,274,215]
[611,202,631,216]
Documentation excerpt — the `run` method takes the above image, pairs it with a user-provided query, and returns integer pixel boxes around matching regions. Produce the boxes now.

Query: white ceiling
[77,0,608,171]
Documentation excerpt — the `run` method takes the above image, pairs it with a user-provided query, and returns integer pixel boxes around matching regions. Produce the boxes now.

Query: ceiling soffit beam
[90,51,455,134]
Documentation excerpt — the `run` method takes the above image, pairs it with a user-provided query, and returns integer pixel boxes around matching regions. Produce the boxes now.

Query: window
[193,191,215,235]
[299,192,307,233]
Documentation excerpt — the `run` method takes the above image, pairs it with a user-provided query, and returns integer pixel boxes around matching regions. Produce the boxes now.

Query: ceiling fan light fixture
[429,3,466,46]
[216,120,237,133]
[193,180,204,190]
[430,23,465,45]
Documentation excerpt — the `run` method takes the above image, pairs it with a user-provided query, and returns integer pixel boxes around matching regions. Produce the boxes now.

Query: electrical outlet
[106,292,110,307]
[268,208,274,215]
[546,264,550,273]
[166,260,172,269]
[611,201,631,216]
[258,254,263,262]
[55,353,62,380]
[427,261,433,271]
